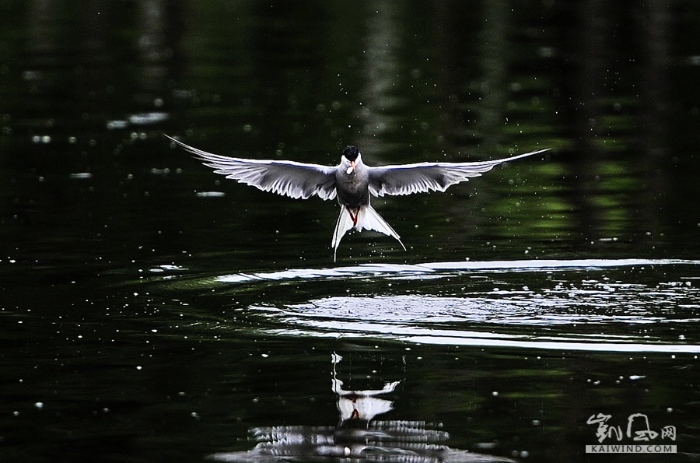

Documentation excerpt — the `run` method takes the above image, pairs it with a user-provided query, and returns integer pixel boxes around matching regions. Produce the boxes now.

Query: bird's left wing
[167,135,338,200]
[367,148,549,197]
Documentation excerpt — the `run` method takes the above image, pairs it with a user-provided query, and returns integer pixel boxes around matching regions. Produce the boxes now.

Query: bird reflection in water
[207,353,516,463]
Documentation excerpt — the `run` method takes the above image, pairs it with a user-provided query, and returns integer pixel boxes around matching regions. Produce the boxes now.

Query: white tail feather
[332,206,356,261]
[356,206,405,248]
[332,205,405,261]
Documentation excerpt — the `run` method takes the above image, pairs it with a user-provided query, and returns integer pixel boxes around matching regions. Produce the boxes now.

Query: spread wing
[367,148,549,197]
[166,135,338,200]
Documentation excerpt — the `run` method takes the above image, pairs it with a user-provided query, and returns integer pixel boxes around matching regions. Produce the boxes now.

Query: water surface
[2,1,700,462]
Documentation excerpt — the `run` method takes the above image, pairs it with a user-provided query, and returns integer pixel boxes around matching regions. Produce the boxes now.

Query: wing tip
[513,147,551,159]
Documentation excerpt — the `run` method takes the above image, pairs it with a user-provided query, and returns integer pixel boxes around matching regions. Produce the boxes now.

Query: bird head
[342,146,361,174]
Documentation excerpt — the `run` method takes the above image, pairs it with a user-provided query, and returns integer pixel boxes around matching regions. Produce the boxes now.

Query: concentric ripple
[197,259,700,353]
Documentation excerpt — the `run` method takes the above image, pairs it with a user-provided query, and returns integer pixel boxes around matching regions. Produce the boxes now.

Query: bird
[166,135,548,261]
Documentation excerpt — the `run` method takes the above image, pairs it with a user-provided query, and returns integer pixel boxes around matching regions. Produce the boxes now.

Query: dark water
[2,1,700,462]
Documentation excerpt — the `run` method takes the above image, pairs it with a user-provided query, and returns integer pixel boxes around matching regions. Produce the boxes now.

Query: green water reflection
[2,1,700,462]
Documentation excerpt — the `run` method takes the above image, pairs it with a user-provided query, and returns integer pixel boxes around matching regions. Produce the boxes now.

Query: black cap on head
[342,146,360,161]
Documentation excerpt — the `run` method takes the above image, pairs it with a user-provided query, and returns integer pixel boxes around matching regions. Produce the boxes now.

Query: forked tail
[332,205,406,261]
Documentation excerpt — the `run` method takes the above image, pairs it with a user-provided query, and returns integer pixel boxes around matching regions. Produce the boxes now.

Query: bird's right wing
[367,148,549,197]
[167,135,338,200]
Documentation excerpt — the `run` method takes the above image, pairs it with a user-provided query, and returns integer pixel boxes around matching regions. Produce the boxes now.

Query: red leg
[348,208,359,226]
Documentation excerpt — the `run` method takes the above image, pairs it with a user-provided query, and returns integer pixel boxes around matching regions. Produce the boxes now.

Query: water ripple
[210,259,700,353]
[217,258,700,284]
[157,258,700,353]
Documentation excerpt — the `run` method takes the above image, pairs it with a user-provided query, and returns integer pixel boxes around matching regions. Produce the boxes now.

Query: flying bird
[166,135,548,261]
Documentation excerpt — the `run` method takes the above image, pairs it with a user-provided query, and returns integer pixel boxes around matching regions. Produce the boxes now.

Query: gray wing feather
[367,148,549,197]
[166,135,338,200]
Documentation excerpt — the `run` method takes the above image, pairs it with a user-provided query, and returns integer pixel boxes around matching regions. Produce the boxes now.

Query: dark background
[1,1,699,462]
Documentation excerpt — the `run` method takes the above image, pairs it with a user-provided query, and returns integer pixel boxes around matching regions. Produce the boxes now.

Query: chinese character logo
[587,413,676,444]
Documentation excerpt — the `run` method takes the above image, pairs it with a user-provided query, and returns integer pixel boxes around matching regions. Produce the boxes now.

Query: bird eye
[342,146,359,161]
